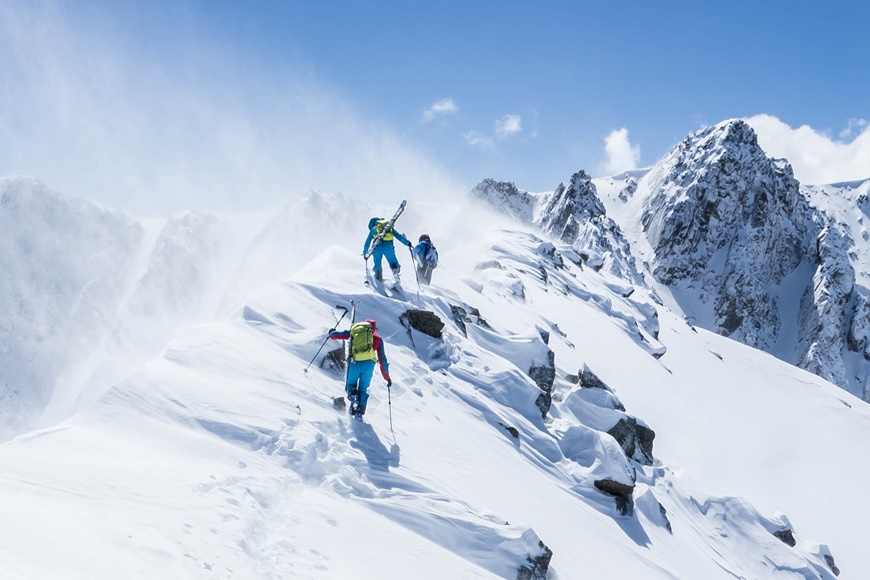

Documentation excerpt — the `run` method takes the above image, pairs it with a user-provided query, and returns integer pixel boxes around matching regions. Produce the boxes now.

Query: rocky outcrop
[516,541,553,580]
[772,527,796,547]
[797,223,854,388]
[529,349,556,418]
[640,120,817,353]
[471,178,535,223]
[450,304,491,337]
[594,479,635,516]
[320,346,346,374]
[400,310,445,338]
[825,553,840,577]
[470,173,643,284]
[607,417,655,466]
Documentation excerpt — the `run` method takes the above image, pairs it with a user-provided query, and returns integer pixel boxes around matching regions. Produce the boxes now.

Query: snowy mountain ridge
[477,120,870,403]
[2,118,870,577]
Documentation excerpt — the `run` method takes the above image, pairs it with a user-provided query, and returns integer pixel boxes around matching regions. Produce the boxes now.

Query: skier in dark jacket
[413,234,439,285]
[328,318,391,418]
[363,217,412,284]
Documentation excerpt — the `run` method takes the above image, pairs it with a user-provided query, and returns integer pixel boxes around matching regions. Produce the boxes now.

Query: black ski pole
[408,245,421,302]
[387,381,394,434]
[303,305,349,374]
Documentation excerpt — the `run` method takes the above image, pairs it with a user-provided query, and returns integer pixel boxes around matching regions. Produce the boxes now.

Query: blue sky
[1,0,868,214]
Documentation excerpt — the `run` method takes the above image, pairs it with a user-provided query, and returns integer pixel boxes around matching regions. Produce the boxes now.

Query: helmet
[368,217,381,229]
[365,318,377,331]
[419,234,430,242]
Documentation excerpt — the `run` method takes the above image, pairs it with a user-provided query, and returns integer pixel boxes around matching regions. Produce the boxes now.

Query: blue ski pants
[372,242,400,278]
[346,359,376,406]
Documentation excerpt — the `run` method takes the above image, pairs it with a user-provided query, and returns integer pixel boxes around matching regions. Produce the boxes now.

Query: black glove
[329,328,336,333]
[387,379,392,388]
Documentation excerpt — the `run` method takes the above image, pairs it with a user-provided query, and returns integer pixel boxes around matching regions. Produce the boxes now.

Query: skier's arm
[362,229,375,255]
[393,230,411,247]
[329,330,351,341]
[375,336,390,379]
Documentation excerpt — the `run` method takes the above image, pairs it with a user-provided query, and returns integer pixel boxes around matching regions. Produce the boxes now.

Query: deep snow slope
[1,185,863,578]
[0,179,373,440]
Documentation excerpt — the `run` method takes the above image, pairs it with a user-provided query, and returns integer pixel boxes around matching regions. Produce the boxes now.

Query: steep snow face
[638,120,817,353]
[471,172,642,283]
[0,177,144,439]
[802,179,870,399]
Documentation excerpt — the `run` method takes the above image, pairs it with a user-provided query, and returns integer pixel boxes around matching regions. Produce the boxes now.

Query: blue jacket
[413,239,438,266]
[363,218,411,255]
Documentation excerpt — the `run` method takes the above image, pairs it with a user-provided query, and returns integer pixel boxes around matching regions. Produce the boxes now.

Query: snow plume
[422,98,458,122]
[746,114,870,185]
[600,128,641,176]
[495,114,523,139]
[0,1,460,214]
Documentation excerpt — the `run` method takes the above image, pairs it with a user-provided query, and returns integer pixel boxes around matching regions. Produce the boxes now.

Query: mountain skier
[413,234,439,285]
[363,216,413,284]
[328,318,391,419]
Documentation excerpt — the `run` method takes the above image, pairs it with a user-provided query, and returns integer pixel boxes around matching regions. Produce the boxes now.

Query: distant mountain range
[474,119,870,402]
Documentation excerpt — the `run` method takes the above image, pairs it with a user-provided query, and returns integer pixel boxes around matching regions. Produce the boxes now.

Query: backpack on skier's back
[350,322,376,362]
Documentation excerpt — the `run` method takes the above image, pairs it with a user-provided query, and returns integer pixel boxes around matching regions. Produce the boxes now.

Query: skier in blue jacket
[413,234,439,285]
[363,217,413,284]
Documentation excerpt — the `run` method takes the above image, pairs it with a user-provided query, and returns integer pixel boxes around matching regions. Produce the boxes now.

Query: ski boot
[347,389,360,416]
[354,404,366,421]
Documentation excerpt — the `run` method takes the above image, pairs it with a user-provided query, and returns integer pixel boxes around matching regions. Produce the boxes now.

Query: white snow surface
[1,178,865,578]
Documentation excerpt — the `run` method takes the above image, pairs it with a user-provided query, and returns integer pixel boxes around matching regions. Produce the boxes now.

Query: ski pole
[408,245,421,302]
[303,305,349,374]
[387,381,394,434]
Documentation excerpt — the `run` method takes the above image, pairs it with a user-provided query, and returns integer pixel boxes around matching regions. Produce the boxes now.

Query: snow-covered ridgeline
[470,173,643,285]
[0,183,858,576]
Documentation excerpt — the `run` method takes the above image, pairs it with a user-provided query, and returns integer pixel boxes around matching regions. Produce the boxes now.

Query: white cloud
[745,114,870,185]
[422,98,458,123]
[462,130,496,151]
[599,128,640,175]
[495,114,522,139]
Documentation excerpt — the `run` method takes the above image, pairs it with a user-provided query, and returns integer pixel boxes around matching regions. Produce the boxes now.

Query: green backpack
[375,219,394,242]
[350,322,376,362]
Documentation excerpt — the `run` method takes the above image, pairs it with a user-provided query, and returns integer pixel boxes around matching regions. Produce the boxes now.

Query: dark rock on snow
[529,350,556,418]
[594,479,635,516]
[772,527,796,548]
[320,346,346,373]
[516,541,553,580]
[400,310,445,338]
[607,416,655,465]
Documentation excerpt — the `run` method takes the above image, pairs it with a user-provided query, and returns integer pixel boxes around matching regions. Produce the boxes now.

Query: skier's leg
[346,361,363,412]
[383,243,400,281]
[373,246,385,281]
[357,360,375,409]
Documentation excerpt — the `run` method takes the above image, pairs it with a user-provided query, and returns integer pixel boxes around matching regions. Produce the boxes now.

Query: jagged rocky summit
[472,118,870,402]
[471,172,643,284]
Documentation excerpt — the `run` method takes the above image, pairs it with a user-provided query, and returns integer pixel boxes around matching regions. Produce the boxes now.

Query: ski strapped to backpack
[364,200,407,260]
